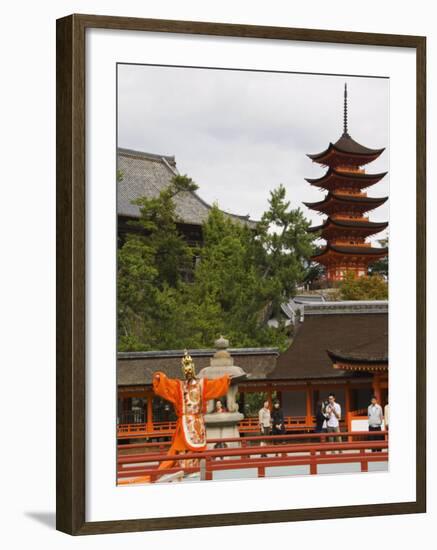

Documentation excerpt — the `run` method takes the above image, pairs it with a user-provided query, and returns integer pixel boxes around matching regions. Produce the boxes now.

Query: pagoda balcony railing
[335,189,367,197]
[330,240,371,247]
[331,214,369,222]
[335,166,366,174]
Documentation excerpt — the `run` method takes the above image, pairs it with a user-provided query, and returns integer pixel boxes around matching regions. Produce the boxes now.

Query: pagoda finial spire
[343,83,349,136]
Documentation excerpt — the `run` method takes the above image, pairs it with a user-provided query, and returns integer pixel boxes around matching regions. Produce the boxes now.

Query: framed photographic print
[56,14,426,535]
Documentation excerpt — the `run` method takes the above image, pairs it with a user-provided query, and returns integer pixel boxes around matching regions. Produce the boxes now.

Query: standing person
[153,350,231,471]
[272,400,286,450]
[214,399,227,413]
[384,402,390,431]
[368,396,384,452]
[258,400,272,457]
[326,393,342,453]
[315,400,328,433]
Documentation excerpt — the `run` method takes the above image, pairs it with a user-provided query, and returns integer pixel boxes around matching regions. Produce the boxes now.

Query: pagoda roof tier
[305,167,388,191]
[307,134,385,168]
[309,218,388,239]
[304,192,388,216]
[311,243,388,263]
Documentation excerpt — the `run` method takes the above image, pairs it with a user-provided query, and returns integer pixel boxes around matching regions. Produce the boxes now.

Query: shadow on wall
[24,511,56,529]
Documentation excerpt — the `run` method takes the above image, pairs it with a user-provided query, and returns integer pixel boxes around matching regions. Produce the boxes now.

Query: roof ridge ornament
[343,83,350,137]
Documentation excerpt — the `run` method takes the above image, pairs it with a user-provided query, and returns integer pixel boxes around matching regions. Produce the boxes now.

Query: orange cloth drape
[153,371,230,470]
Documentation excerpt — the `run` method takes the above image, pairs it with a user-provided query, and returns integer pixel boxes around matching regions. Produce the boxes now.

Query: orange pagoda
[304,84,388,282]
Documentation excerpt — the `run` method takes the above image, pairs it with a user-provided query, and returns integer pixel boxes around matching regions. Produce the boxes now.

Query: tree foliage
[255,185,316,316]
[369,237,389,278]
[117,178,316,352]
[339,272,388,301]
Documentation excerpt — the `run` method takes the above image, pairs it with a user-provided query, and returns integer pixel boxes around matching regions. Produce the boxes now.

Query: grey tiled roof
[117,148,256,228]
[269,301,388,380]
[117,347,279,386]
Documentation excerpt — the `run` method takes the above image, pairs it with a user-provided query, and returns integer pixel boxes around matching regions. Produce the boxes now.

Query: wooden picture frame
[56,13,426,535]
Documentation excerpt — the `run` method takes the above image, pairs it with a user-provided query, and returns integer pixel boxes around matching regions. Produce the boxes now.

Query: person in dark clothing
[315,400,328,433]
[271,400,286,451]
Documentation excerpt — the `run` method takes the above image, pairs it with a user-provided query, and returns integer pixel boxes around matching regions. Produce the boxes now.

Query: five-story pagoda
[304,84,388,282]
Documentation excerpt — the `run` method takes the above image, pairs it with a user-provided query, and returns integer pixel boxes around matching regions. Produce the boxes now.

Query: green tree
[186,205,286,349]
[303,263,325,288]
[369,237,389,278]
[117,179,316,352]
[117,175,197,350]
[255,184,316,316]
[339,272,388,300]
[132,175,198,288]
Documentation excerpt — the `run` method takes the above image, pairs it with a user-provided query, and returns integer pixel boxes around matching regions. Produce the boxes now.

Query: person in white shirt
[368,396,384,452]
[326,393,342,452]
[258,401,271,457]
[384,403,390,431]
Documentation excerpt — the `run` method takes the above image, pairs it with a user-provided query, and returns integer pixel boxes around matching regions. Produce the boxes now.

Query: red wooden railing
[117,416,347,440]
[117,431,388,484]
[238,415,310,432]
[346,408,369,435]
[117,420,177,439]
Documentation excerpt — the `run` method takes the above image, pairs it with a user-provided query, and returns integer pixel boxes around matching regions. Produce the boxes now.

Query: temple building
[117,300,388,437]
[117,347,279,430]
[117,148,256,247]
[304,84,388,281]
[265,300,388,423]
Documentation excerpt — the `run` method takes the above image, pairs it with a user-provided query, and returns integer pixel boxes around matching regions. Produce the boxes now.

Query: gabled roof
[268,301,388,380]
[117,148,256,228]
[327,345,388,364]
[307,133,385,166]
[305,167,387,190]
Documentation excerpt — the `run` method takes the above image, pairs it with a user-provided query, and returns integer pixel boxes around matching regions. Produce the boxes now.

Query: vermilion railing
[117,416,335,440]
[117,431,388,484]
[346,408,370,434]
[118,430,387,453]
[118,420,177,435]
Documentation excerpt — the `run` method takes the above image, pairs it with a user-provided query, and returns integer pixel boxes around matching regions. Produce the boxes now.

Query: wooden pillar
[345,382,351,417]
[305,383,313,426]
[314,389,320,409]
[146,393,153,432]
[373,373,382,404]
[380,377,388,407]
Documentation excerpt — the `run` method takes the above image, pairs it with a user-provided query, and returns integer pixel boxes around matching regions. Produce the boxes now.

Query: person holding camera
[325,393,342,453]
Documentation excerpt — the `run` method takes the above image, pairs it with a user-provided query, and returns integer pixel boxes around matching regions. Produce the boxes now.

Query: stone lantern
[198,336,247,448]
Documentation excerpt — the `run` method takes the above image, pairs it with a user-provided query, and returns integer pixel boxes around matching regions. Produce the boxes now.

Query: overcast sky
[118,64,389,241]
